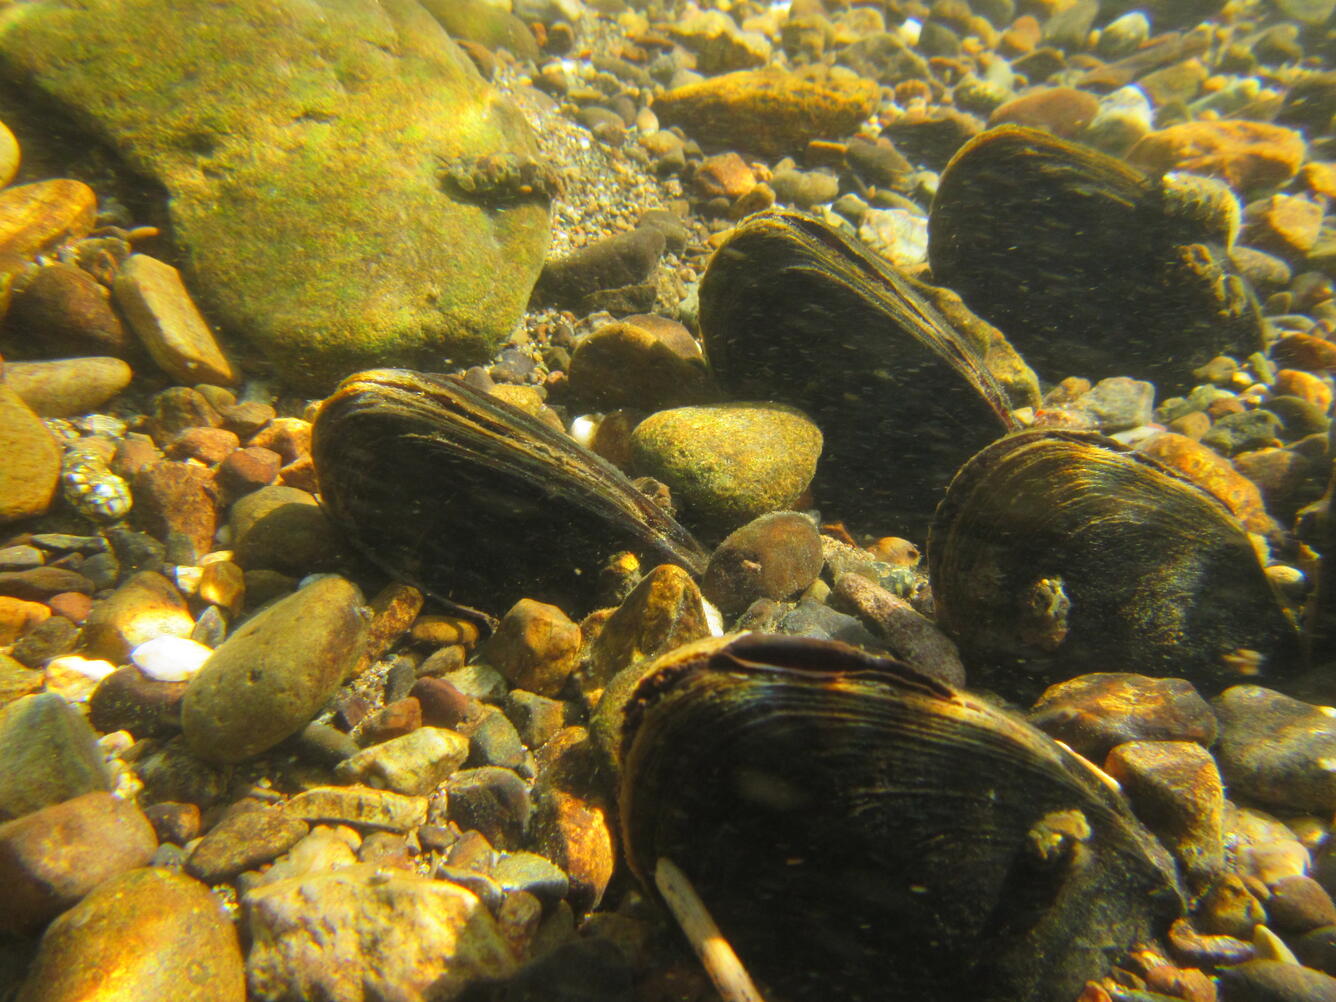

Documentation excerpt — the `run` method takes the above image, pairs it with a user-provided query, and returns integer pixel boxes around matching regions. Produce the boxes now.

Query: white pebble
[46,654,117,681]
[131,635,213,682]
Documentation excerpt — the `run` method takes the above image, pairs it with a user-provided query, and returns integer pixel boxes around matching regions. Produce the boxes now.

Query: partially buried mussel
[311,368,709,617]
[929,125,1261,392]
[600,633,1185,1002]
[928,429,1301,695]
[699,208,1040,536]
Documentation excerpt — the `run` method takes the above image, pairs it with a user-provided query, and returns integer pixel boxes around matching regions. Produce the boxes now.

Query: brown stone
[88,666,187,738]
[653,68,879,156]
[4,357,133,418]
[214,445,281,498]
[988,86,1099,138]
[110,435,162,480]
[585,564,710,690]
[1,264,129,358]
[1245,194,1325,258]
[142,801,202,846]
[186,804,309,883]
[567,317,713,412]
[150,386,222,440]
[532,788,614,914]
[410,614,482,648]
[248,416,312,464]
[412,677,475,729]
[694,152,756,200]
[0,595,50,644]
[218,400,275,437]
[165,426,240,465]
[0,179,97,259]
[354,698,423,746]
[1273,333,1336,372]
[701,510,824,615]
[0,384,60,524]
[0,791,158,934]
[197,559,245,614]
[353,581,425,676]
[0,651,43,708]
[1136,431,1276,534]
[45,592,91,624]
[1274,369,1333,412]
[132,461,220,559]
[14,867,245,1002]
[1129,120,1307,192]
[80,570,194,662]
[481,598,582,698]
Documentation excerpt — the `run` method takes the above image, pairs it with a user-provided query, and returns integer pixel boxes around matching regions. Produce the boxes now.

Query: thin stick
[655,856,769,1002]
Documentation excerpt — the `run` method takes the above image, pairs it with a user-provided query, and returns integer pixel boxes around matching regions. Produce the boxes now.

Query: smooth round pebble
[130,635,213,682]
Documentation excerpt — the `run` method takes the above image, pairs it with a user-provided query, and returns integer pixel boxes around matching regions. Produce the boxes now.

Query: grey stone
[1214,685,1336,813]
[0,693,111,821]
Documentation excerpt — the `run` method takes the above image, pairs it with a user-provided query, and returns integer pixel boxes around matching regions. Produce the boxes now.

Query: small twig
[654,856,769,1002]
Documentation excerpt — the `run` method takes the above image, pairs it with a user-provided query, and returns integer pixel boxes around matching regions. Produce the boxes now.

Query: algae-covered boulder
[0,0,552,390]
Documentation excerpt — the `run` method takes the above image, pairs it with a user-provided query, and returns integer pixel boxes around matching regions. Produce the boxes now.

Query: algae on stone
[0,0,552,389]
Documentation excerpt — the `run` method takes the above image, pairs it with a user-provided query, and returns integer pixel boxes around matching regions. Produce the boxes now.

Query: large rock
[15,867,245,1002]
[181,575,370,763]
[244,864,518,1002]
[0,0,551,390]
[0,382,60,524]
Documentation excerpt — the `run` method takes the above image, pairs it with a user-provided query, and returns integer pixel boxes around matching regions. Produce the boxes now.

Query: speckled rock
[480,599,582,699]
[0,692,111,821]
[1215,686,1336,813]
[3,358,133,418]
[1128,121,1307,192]
[0,383,60,524]
[245,864,518,1002]
[14,867,245,1002]
[334,726,470,796]
[286,785,427,832]
[0,0,550,390]
[181,575,370,763]
[701,511,824,616]
[185,805,309,884]
[1104,740,1224,888]
[653,68,879,156]
[631,401,822,534]
[0,791,157,934]
[1028,673,1217,762]
[585,563,711,691]
[80,570,195,663]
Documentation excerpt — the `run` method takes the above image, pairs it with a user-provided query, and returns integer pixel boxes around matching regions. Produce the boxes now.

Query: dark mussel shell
[928,429,1301,696]
[699,208,1038,537]
[929,125,1261,393]
[312,369,710,616]
[612,633,1184,1002]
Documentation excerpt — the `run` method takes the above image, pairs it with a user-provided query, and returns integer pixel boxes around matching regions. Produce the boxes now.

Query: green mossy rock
[0,0,551,390]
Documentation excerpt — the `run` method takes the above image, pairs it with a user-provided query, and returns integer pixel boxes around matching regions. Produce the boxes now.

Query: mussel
[604,633,1185,1002]
[928,429,1301,695]
[929,126,1261,392]
[699,208,1039,536]
[311,369,710,616]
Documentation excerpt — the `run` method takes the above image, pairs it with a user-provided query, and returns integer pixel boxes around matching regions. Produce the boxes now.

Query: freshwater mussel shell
[614,633,1184,1002]
[929,125,1261,393]
[928,429,1301,695]
[699,208,1033,536]
[312,368,710,616]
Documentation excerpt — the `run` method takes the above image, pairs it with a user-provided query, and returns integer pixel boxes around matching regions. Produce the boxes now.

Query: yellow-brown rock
[0,383,60,524]
[653,68,878,156]
[0,596,50,644]
[480,598,581,698]
[988,86,1099,139]
[0,651,42,708]
[1274,369,1333,412]
[1244,193,1324,258]
[15,867,245,1002]
[0,120,18,189]
[1128,121,1306,192]
[1136,432,1275,534]
[5,357,134,418]
[81,571,195,662]
[585,564,710,691]
[0,179,96,258]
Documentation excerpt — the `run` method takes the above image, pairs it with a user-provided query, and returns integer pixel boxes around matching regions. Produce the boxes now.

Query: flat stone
[1217,959,1336,1001]
[1129,120,1307,192]
[1215,685,1336,813]
[286,785,428,832]
[13,867,245,1002]
[334,726,470,796]
[80,570,195,663]
[182,575,370,763]
[0,0,549,390]
[0,179,96,258]
[653,68,878,156]
[244,864,518,1002]
[631,401,823,534]
[1029,673,1218,762]
[446,766,531,850]
[0,383,60,524]
[0,566,93,601]
[0,692,111,822]
[480,598,581,698]
[185,805,309,884]
[1104,740,1224,888]
[4,358,132,417]
[0,791,157,934]
[492,850,569,905]
[111,254,237,385]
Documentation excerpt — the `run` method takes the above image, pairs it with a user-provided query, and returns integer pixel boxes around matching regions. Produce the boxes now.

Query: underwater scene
[0,0,1335,999]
